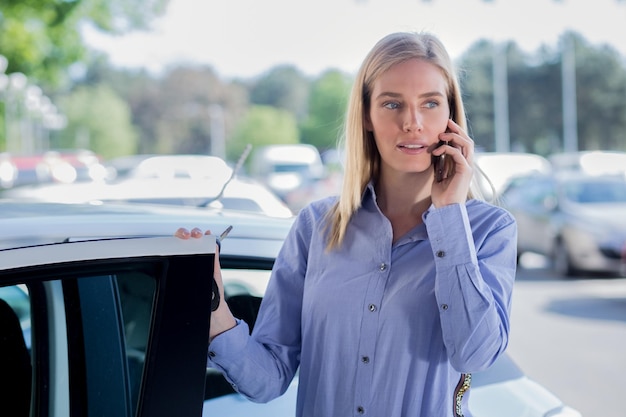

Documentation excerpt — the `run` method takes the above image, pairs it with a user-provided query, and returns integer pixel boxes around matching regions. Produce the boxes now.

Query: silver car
[500,172,626,277]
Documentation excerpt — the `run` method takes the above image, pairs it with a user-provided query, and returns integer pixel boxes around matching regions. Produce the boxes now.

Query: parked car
[500,172,626,277]
[474,152,552,202]
[0,149,107,189]
[548,150,626,176]
[116,154,233,182]
[1,174,293,219]
[0,201,581,417]
[248,144,326,209]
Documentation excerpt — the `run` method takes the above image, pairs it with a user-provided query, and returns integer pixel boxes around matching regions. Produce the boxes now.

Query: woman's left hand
[430,119,474,207]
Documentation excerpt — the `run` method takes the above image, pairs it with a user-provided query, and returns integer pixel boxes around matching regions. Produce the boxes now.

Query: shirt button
[441,304,449,310]
[361,356,370,364]
[368,303,377,312]
[357,406,365,414]
[436,250,446,258]
[208,351,216,358]
[379,262,387,271]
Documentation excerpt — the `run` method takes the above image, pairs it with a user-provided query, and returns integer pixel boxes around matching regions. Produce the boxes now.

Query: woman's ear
[364,113,373,132]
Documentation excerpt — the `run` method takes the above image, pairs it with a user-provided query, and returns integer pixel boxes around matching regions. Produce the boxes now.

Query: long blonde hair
[325,31,482,251]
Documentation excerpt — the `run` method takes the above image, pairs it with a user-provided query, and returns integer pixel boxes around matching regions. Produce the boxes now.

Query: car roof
[512,170,626,184]
[0,201,294,261]
[475,152,551,182]
[549,150,626,175]
[1,176,294,218]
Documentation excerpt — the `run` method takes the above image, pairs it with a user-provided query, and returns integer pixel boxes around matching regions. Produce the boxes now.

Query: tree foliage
[459,32,626,154]
[249,65,310,121]
[227,105,299,163]
[6,17,625,164]
[0,0,168,87]
[56,84,138,158]
[75,30,624,165]
[299,69,352,151]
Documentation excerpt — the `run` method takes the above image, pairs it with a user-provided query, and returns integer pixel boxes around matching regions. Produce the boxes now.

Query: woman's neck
[374,172,432,241]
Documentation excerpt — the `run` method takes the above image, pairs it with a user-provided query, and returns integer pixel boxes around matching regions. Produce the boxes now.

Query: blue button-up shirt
[208,185,517,417]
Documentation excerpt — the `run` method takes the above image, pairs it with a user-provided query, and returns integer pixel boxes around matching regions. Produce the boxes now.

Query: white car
[1,175,293,219]
[474,152,552,201]
[0,201,581,417]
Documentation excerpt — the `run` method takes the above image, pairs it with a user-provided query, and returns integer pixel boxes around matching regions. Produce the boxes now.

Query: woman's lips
[397,143,427,154]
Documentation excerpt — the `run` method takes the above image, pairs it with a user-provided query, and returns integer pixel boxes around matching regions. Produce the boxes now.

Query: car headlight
[545,405,583,417]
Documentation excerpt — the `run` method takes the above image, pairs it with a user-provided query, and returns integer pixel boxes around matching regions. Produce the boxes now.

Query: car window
[501,177,555,209]
[0,266,158,417]
[0,285,30,347]
[117,272,157,412]
[564,180,626,203]
[525,181,555,207]
[0,285,32,417]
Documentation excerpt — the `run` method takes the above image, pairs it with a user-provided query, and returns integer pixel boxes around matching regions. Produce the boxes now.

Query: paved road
[507,255,626,417]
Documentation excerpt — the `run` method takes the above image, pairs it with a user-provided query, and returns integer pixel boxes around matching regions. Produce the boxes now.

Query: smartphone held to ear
[432,140,449,183]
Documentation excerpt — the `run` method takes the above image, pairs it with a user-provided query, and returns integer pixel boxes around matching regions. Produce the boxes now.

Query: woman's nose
[402,109,423,132]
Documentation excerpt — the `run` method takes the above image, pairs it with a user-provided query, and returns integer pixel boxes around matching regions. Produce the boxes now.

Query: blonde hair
[325,31,486,251]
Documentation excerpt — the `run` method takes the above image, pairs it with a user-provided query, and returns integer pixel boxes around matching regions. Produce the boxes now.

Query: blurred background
[1,1,625,416]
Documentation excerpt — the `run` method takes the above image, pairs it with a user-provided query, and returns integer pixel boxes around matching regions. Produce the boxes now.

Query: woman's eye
[423,101,439,109]
[383,102,400,110]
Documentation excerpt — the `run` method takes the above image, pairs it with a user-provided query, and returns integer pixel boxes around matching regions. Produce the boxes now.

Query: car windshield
[272,163,311,174]
[563,178,626,203]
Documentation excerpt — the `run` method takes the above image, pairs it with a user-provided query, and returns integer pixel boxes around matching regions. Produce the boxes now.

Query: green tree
[506,42,562,154]
[249,65,310,121]
[56,84,138,158]
[227,105,299,164]
[299,69,352,151]
[568,32,626,151]
[78,62,250,156]
[0,0,168,87]
[460,32,626,155]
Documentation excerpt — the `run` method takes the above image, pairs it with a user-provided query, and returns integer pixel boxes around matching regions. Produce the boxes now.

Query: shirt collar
[362,181,428,244]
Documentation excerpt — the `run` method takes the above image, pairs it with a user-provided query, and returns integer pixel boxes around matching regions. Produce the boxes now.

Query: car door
[0,236,215,417]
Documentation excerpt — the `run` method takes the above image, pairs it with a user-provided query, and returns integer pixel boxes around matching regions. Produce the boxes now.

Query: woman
[177,31,517,417]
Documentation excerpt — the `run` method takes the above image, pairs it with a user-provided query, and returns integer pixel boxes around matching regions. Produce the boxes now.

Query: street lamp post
[209,104,225,159]
[493,43,511,152]
[561,32,578,152]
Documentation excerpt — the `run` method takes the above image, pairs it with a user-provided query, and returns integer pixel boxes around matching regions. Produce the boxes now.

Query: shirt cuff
[424,203,477,265]
[207,318,250,367]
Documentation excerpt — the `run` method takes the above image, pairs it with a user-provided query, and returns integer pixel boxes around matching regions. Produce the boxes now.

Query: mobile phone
[432,140,448,182]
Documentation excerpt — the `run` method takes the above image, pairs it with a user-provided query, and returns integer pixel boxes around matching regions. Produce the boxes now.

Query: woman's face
[366,58,451,178]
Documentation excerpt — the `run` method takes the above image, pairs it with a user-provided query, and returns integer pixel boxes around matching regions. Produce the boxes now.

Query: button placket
[354,258,388,414]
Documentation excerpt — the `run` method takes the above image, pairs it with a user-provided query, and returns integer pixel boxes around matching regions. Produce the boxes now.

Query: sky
[82,0,626,79]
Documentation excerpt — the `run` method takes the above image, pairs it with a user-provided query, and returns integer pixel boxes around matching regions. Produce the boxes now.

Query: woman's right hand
[175,227,237,341]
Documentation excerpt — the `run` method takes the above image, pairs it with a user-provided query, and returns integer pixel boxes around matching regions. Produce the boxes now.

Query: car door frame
[0,236,215,417]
